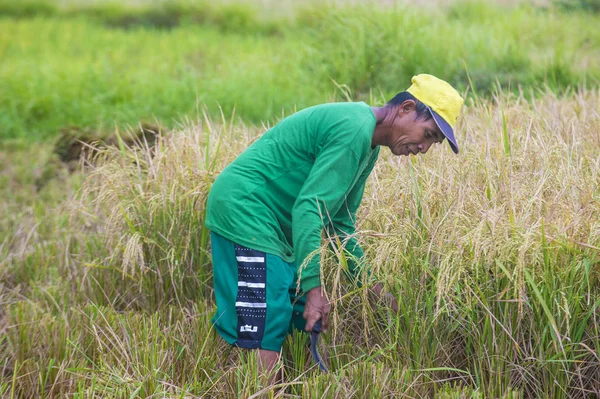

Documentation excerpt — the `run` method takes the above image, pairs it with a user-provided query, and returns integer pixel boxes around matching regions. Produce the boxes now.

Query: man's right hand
[304,286,331,333]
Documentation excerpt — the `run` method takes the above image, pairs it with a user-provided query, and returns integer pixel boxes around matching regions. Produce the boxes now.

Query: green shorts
[210,232,307,352]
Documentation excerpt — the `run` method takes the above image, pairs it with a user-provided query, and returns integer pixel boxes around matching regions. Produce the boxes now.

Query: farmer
[205,74,464,374]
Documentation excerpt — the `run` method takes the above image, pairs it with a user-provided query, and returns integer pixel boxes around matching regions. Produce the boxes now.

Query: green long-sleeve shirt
[205,101,379,292]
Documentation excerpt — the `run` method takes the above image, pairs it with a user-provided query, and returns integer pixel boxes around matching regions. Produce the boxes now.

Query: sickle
[310,320,329,372]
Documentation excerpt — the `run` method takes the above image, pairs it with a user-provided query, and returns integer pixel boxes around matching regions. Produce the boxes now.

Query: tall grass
[67,114,230,310]
[2,88,598,397]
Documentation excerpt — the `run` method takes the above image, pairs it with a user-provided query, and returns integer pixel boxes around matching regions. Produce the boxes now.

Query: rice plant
[3,88,598,397]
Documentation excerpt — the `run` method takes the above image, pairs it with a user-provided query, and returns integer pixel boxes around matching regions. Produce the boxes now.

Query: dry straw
[68,89,600,396]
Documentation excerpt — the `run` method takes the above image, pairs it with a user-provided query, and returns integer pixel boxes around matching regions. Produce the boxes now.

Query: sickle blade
[310,320,329,372]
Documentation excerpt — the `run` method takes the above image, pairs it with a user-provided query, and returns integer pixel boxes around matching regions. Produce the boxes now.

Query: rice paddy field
[1,0,600,397]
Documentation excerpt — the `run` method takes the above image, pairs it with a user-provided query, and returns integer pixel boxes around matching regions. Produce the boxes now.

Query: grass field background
[1,0,600,141]
[1,0,599,398]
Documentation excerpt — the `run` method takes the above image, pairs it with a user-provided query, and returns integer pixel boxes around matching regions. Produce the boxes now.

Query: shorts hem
[254,342,283,352]
[218,331,283,351]
[215,315,283,351]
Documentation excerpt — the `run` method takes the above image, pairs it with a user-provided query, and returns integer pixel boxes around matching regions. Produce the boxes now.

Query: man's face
[388,102,445,156]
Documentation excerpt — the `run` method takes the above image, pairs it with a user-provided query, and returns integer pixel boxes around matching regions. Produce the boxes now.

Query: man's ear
[399,99,416,114]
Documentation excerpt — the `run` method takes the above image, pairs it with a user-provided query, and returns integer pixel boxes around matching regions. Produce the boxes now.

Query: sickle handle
[312,319,323,334]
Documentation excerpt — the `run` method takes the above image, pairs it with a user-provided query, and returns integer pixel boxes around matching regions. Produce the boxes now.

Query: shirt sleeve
[292,140,362,293]
[325,154,376,287]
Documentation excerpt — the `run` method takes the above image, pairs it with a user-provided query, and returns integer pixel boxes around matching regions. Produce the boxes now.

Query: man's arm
[324,166,372,287]
[325,157,399,313]
[292,143,362,293]
[292,142,363,333]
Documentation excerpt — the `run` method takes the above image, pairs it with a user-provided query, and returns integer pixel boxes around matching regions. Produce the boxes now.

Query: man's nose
[418,142,432,154]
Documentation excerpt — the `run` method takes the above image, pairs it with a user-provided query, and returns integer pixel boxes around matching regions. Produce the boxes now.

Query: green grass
[1,0,600,141]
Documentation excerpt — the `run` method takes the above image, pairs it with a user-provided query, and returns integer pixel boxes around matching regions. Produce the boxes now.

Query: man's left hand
[372,283,398,313]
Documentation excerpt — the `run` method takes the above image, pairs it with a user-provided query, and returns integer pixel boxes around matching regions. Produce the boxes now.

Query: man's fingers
[321,306,331,333]
[305,317,318,332]
[304,312,321,332]
[304,287,330,333]
[321,315,329,333]
[391,297,399,313]
[305,318,314,332]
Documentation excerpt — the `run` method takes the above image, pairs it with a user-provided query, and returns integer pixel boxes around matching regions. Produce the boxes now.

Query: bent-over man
[205,74,464,374]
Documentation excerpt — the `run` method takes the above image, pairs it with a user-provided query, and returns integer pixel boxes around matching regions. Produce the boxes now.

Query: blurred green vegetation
[554,0,600,13]
[1,0,599,141]
[1,0,598,258]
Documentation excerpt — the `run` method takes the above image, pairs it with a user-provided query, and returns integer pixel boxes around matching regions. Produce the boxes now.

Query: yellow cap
[406,74,464,153]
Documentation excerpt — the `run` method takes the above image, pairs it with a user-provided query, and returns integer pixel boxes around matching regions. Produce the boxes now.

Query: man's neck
[370,106,392,148]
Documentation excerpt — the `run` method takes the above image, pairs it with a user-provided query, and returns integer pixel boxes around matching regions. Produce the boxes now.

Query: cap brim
[427,106,459,154]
